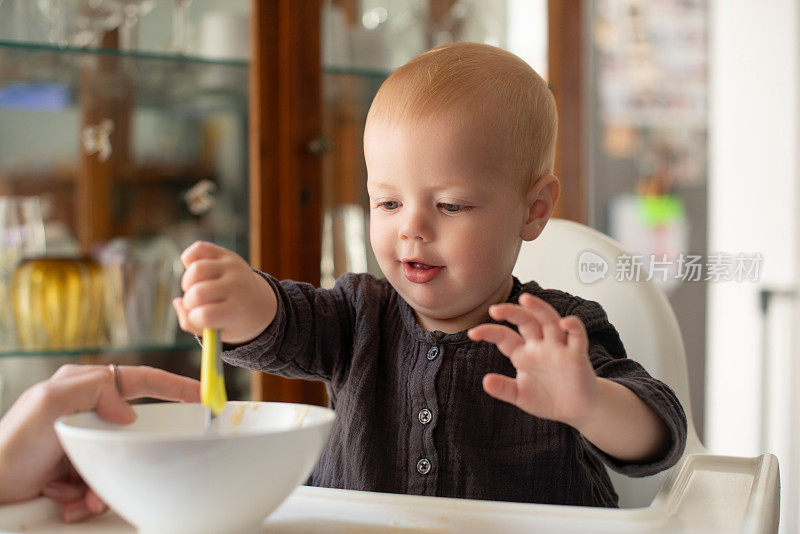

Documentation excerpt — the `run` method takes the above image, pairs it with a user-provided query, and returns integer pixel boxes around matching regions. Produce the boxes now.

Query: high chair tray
[0,453,779,533]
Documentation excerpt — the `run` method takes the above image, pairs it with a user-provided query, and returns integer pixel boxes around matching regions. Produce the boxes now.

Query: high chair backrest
[513,218,705,508]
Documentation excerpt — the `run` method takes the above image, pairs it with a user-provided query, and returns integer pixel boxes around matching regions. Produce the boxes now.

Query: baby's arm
[174,241,360,382]
[173,241,277,344]
[567,376,669,463]
[468,293,671,465]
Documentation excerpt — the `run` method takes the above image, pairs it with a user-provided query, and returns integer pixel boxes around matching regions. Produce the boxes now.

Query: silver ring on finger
[108,363,121,393]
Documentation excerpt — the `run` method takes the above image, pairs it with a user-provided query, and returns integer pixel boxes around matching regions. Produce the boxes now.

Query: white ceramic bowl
[55,401,335,534]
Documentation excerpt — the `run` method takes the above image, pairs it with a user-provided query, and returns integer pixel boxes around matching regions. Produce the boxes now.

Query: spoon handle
[201,328,227,419]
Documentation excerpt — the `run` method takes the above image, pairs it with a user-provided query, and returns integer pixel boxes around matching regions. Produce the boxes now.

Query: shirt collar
[395,276,532,344]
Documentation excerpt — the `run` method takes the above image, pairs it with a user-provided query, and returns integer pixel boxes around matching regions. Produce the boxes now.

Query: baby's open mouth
[402,261,444,283]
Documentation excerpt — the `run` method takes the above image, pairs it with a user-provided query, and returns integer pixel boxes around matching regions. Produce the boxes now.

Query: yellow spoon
[201,328,227,428]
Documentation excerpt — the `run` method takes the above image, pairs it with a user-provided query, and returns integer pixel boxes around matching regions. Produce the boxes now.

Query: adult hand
[0,364,200,522]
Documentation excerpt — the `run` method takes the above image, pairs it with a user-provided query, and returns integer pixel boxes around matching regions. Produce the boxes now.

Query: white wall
[707,0,800,531]
[507,0,548,78]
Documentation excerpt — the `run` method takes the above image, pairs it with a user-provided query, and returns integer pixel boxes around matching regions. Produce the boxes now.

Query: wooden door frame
[249,0,327,405]
[548,0,587,224]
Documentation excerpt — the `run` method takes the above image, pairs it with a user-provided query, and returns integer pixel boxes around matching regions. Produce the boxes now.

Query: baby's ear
[520,174,560,241]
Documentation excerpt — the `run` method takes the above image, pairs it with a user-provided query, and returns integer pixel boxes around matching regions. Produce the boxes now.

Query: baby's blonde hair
[366,42,557,190]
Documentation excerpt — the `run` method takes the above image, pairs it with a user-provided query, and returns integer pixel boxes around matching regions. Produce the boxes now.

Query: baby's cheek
[369,226,396,268]
[368,222,389,252]
[469,232,519,272]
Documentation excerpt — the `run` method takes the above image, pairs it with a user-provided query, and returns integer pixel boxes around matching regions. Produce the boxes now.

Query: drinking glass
[35,0,123,48]
[111,0,156,51]
[99,237,182,347]
[171,0,194,54]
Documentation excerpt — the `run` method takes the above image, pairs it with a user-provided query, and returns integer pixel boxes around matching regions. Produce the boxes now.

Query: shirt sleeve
[219,271,362,383]
[568,298,688,478]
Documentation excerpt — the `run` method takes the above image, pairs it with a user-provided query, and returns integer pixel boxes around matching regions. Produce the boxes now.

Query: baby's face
[365,116,529,333]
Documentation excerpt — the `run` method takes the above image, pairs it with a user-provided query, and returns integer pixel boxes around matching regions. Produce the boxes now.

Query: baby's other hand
[173,241,275,344]
[467,293,599,427]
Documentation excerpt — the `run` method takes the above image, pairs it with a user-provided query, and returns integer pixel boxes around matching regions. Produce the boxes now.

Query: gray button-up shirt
[221,272,687,507]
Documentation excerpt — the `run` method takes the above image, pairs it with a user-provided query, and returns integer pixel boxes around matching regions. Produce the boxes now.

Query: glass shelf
[0,40,390,93]
[0,39,249,111]
[0,39,249,66]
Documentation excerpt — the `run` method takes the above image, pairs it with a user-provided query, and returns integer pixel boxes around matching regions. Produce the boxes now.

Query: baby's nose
[398,209,431,241]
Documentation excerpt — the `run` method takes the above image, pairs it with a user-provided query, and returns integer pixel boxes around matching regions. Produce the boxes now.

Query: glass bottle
[99,236,182,347]
[11,256,106,351]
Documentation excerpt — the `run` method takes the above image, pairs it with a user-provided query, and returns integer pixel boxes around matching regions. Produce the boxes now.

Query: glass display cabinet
[0,0,580,411]
[0,4,251,413]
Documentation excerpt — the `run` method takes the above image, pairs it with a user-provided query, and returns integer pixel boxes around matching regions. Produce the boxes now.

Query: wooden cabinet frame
[548,0,587,224]
[249,0,327,405]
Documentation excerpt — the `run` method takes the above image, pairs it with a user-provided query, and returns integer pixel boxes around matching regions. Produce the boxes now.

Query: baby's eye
[378,201,400,211]
[439,203,469,213]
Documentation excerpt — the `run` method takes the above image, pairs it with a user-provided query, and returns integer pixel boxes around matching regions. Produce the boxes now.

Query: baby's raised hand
[173,241,275,345]
[467,293,599,427]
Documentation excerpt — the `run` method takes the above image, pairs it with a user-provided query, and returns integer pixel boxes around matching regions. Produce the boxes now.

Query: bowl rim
[54,401,335,443]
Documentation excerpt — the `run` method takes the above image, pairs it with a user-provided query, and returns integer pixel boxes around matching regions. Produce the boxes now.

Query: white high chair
[514,219,781,525]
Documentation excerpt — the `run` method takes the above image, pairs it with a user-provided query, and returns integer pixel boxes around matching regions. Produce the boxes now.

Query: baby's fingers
[181,259,224,292]
[186,302,231,333]
[487,304,542,340]
[482,373,519,406]
[559,315,589,354]
[181,280,227,310]
[519,293,566,343]
[173,297,202,336]
[468,324,524,357]
[180,241,230,269]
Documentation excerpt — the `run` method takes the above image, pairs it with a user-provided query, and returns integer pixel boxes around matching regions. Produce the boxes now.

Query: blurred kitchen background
[0,0,797,531]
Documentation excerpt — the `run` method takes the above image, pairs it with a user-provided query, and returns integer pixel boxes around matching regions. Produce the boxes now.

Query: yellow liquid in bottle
[12,257,106,351]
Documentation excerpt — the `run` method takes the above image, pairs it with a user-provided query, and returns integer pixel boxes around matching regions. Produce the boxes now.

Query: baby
[174,42,686,507]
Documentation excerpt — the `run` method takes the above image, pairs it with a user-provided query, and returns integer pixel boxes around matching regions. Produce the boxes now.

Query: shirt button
[418,408,432,424]
[426,346,439,360]
[416,458,431,475]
